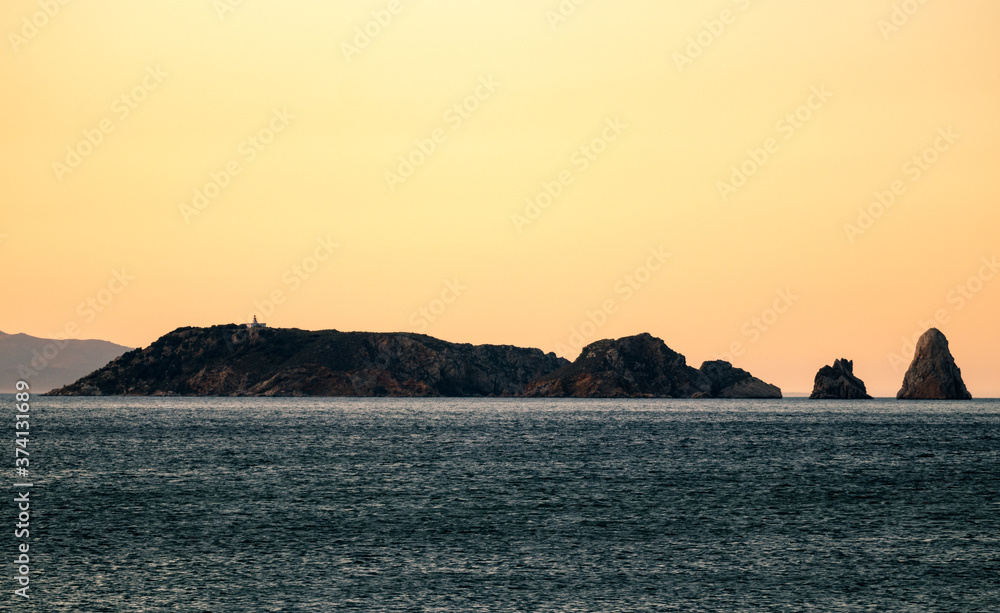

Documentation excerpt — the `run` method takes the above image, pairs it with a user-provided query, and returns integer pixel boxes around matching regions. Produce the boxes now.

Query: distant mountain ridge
[0,330,131,393]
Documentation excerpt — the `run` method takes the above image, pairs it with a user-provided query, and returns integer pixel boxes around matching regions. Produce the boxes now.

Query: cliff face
[810,359,872,400]
[524,334,781,399]
[48,326,568,397]
[897,328,972,400]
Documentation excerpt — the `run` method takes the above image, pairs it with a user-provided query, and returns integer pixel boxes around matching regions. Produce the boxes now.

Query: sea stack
[897,328,972,400]
[810,359,872,399]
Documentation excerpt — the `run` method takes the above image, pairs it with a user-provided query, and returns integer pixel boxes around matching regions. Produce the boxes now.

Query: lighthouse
[250,315,267,329]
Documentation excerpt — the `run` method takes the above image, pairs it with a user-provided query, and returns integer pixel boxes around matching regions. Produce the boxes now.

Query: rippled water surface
[14,397,1000,611]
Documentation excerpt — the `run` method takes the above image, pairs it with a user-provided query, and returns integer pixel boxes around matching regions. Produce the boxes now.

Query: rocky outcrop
[897,328,972,400]
[524,334,781,398]
[524,334,708,398]
[48,327,794,400]
[810,359,872,399]
[699,360,782,399]
[48,326,568,397]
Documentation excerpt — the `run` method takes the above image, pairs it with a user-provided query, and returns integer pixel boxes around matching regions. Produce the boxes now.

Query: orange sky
[2,0,998,396]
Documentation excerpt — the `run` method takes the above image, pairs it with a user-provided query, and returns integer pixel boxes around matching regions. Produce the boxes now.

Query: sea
[6,396,1000,612]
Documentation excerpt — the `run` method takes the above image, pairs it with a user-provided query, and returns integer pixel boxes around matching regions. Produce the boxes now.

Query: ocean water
[8,396,1000,612]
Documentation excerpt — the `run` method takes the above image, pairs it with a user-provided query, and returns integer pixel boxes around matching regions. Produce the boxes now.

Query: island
[48,326,782,398]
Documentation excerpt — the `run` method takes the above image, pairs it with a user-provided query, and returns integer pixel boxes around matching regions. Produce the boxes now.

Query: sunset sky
[2,0,998,396]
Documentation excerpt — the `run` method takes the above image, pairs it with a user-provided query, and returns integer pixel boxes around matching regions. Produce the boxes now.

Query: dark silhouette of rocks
[524,334,781,398]
[48,326,567,397]
[897,328,972,400]
[699,360,782,399]
[51,325,979,401]
[524,333,706,398]
[810,359,872,399]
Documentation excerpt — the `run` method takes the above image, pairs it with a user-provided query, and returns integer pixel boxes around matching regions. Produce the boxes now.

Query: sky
[1,0,998,397]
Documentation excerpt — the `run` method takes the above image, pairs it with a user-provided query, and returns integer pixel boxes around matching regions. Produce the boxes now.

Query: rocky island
[897,328,972,400]
[810,359,872,399]
[48,325,568,397]
[697,360,782,399]
[524,333,781,398]
[45,324,982,399]
[48,327,783,398]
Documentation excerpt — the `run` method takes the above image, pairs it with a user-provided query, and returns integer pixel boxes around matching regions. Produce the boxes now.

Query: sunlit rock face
[897,328,972,400]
